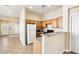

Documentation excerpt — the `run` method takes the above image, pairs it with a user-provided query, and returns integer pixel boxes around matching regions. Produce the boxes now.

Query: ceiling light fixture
[7,10,12,14]
[29,6,32,9]
[47,5,51,7]
[41,5,46,7]
[39,9,42,13]
[5,5,12,14]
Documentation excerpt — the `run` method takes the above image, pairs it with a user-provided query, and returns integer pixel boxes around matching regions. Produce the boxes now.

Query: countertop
[35,32,64,43]
[42,32,64,37]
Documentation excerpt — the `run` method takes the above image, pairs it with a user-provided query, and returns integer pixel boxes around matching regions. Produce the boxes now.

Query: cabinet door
[26,20,36,24]
[38,21,42,29]
[30,20,36,24]
[42,21,46,28]
[26,20,30,24]
[56,16,62,28]
[36,21,42,29]
[52,19,56,27]
[36,21,38,28]
[45,20,52,24]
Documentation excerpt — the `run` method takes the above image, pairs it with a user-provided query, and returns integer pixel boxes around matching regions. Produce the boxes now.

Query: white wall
[44,7,63,20]
[63,5,77,32]
[19,6,26,45]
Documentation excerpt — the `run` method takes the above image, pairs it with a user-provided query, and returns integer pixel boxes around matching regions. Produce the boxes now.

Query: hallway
[0,35,33,54]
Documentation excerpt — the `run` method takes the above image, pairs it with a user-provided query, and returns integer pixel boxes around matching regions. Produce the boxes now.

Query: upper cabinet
[56,16,63,28]
[45,20,52,24]
[42,21,46,28]
[44,16,63,28]
[26,19,43,29]
[52,19,57,28]
[25,16,63,29]
[36,21,42,29]
[26,19,36,24]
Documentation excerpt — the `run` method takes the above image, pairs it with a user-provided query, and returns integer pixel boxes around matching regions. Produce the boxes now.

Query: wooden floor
[0,35,33,54]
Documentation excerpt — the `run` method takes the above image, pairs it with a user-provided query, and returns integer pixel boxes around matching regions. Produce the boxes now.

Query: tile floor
[0,35,33,54]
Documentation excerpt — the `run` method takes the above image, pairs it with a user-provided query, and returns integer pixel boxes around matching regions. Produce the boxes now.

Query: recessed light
[7,10,12,14]
[39,9,42,13]
[28,6,32,9]
[47,5,51,7]
[41,5,46,7]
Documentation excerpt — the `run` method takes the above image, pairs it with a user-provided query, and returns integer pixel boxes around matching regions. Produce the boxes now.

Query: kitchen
[25,5,66,54]
[0,5,78,54]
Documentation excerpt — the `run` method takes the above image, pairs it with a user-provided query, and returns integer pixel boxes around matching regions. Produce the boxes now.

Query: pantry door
[69,6,79,53]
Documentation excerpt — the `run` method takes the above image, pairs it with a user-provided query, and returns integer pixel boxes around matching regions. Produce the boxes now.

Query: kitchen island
[33,32,67,54]
[42,32,67,54]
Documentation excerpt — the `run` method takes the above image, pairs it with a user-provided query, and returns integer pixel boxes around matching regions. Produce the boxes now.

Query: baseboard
[59,49,65,54]
[59,49,71,54]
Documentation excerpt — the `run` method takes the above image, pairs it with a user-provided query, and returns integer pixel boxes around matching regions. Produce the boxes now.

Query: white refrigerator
[27,24,36,44]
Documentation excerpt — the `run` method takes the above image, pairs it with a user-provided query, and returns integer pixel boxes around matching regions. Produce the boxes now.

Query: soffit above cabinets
[25,5,62,15]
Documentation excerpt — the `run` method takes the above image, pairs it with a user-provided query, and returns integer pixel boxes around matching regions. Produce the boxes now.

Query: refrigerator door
[27,24,36,44]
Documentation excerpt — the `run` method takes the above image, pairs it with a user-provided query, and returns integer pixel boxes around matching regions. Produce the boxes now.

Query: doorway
[69,6,79,53]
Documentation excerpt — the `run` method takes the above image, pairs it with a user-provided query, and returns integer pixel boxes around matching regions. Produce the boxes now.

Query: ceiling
[0,5,62,18]
[0,5,22,17]
[25,5,62,15]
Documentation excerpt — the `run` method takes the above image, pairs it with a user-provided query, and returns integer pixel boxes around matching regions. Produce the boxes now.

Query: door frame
[68,6,79,51]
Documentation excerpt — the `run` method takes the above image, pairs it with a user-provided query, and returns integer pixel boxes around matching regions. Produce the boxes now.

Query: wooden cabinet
[36,21,43,29]
[26,16,63,29]
[30,20,36,24]
[56,16,62,28]
[26,20,36,24]
[45,20,52,24]
[38,21,42,28]
[44,20,53,28]
[42,21,46,28]
[44,16,63,28]
[26,20,30,24]
[52,19,57,27]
